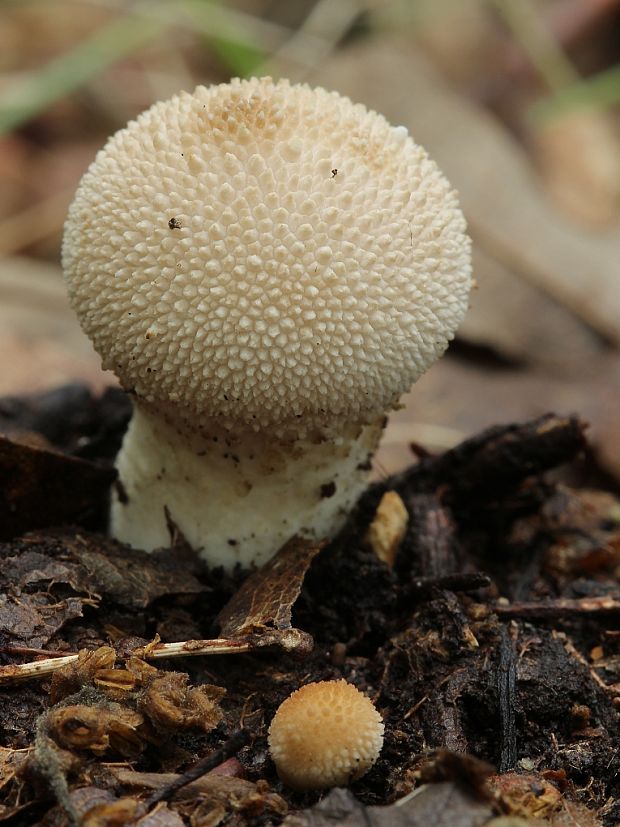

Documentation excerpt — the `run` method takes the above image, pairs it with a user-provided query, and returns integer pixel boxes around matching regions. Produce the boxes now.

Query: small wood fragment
[496,595,620,618]
[496,625,518,772]
[366,490,408,568]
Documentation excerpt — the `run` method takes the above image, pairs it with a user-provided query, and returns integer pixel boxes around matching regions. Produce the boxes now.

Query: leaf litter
[0,385,619,824]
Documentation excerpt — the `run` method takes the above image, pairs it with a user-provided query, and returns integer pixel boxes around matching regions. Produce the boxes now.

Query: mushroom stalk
[112,403,383,568]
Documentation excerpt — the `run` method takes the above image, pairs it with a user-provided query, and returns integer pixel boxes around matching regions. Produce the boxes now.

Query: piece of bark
[400,494,458,577]
[0,436,115,540]
[496,626,518,773]
[391,414,586,504]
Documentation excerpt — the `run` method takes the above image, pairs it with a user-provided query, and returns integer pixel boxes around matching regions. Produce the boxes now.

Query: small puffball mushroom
[62,77,471,570]
[268,680,384,791]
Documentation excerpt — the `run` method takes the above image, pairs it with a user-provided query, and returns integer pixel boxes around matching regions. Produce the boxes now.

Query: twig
[146,729,250,808]
[496,595,620,618]
[496,625,518,772]
[403,494,458,577]
[146,638,251,660]
[0,638,251,687]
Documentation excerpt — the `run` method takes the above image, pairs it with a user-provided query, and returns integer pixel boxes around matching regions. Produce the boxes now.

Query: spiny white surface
[63,77,471,439]
[112,404,383,567]
[268,679,385,790]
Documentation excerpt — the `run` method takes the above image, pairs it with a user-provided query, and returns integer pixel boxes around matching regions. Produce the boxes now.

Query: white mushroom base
[110,405,383,570]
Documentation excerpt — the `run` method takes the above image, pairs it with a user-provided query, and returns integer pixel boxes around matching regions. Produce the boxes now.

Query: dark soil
[0,384,619,826]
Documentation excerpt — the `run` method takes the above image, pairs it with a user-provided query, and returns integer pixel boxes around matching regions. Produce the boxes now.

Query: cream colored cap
[63,77,471,438]
[268,679,384,790]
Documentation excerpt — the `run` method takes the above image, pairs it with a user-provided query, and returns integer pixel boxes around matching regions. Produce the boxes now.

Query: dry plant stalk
[0,638,251,687]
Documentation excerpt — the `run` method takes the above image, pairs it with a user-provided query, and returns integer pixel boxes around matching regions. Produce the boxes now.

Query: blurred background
[1,0,619,477]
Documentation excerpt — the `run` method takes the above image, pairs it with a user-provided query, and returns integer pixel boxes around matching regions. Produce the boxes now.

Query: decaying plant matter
[0,385,619,825]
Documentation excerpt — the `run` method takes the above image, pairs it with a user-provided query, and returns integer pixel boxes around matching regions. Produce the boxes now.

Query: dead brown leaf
[50,646,117,704]
[69,535,205,610]
[282,784,493,826]
[217,537,325,654]
[1,531,205,616]
[0,592,86,649]
[312,40,620,345]
[46,703,145,757]
[65,787,144,827]
[0,435,115,541]
[82,798,142,827]
[136,669,225,734]
[532,109,620,228]
[71,791,185,827]
[458,247,605,375]
[115,769,288,824]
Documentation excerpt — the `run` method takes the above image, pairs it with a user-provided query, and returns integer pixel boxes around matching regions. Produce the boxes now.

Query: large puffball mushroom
[268,680,384,791]
[62,77,472,570]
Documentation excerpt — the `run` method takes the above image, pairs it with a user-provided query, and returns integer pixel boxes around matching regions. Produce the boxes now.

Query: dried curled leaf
[1,531,205,615]
[50,646,116,704]
[94,667,139,696]
[64,534,205,610]
[137,670,225,734]
[50,648,226,739]
[46,703,146,758]
[68,787,140,827]
[0,592,86,650]
[115,769,288,823]
[217,537,324,654]
[183,778,287,825]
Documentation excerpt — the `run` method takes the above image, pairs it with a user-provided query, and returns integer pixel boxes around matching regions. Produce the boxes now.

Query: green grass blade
[529,63,620,123]
[177,0,267,76]
[0,14,166,135]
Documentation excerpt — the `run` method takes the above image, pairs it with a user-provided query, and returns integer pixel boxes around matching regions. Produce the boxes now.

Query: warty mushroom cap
[268,679,385,791]
[62,76,471,441]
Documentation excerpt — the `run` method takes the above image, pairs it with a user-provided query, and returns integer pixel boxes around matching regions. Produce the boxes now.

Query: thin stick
[0,638,251,687]
[496,595,620,618]
[146,729,250,808]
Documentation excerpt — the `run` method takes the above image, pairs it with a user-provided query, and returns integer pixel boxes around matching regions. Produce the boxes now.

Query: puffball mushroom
[268,680,384,791]
[62,77,471,570]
